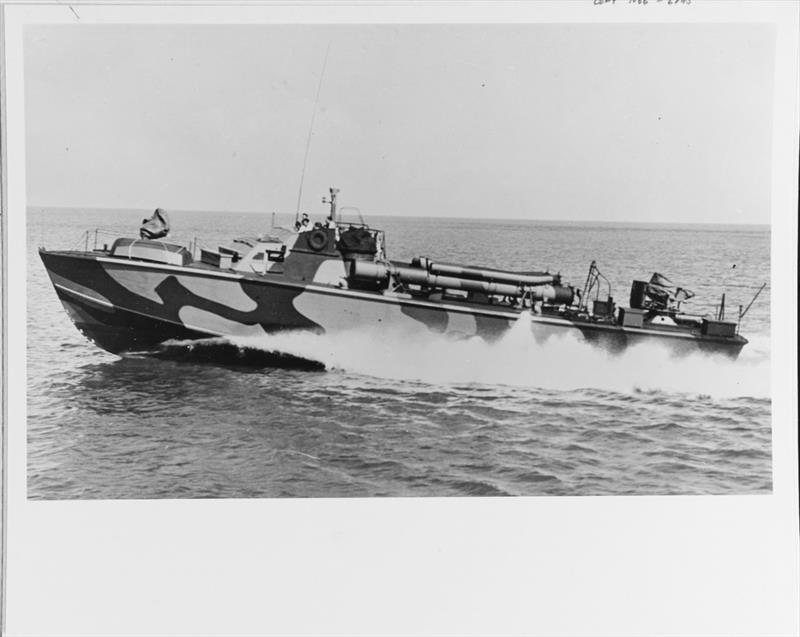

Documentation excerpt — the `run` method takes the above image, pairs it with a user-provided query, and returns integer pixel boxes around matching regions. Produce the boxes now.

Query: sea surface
[26,208,772,498]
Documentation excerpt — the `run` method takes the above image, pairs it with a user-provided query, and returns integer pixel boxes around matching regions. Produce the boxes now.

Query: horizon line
[25,204,771,228]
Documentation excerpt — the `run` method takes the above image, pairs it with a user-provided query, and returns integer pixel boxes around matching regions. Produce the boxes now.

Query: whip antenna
[295,42,331,225]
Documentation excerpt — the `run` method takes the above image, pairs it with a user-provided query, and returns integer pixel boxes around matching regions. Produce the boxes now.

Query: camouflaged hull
[39,245,747,359]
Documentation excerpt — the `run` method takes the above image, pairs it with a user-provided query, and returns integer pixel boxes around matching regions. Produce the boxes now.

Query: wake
[162,314,770,398]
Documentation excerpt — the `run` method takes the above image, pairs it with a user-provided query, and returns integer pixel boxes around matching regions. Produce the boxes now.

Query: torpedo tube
[349,260,574,304]
[411,257,557,287]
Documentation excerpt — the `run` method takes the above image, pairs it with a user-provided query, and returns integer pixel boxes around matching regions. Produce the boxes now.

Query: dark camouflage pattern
[39,226,747,359]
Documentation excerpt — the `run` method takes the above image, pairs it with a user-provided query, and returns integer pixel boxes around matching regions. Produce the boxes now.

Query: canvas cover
[338,227,377,255]
[140,208,170,239]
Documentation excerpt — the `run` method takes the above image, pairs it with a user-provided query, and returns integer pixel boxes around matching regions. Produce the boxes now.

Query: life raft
[307,229,328,252]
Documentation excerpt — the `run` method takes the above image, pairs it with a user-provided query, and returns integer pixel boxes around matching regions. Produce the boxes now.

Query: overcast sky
[24,23,774,223]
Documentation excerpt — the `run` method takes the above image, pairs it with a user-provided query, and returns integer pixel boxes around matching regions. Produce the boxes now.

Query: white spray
[211,313,770,399]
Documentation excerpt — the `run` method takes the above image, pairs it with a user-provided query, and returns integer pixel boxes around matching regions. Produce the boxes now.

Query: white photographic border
[2,2,798,635]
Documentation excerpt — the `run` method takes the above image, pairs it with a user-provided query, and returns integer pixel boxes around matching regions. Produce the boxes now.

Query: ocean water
[26,208,772,498]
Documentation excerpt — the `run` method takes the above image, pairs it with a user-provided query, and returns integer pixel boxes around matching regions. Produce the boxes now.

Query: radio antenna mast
[295,42,331,225]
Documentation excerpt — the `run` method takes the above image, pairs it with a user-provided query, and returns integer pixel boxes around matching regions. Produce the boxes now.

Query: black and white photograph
[2,1,798,636]
[23,20,776,500]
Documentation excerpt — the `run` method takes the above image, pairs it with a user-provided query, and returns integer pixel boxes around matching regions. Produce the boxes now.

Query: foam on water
[202,313,771,399]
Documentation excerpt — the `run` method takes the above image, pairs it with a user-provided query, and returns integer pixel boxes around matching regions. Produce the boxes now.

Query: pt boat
[40,188,757,360]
